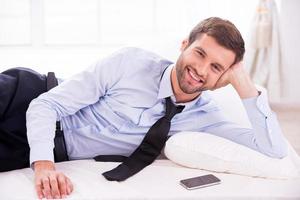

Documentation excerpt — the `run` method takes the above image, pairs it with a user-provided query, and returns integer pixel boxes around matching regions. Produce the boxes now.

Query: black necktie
[99,97,184,181]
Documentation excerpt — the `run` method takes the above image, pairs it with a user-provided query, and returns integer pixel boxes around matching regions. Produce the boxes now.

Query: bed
[1,85,299,200]
[1,158,300,200]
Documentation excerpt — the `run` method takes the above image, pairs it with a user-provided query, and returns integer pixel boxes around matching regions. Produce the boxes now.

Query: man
[0,17,287,199]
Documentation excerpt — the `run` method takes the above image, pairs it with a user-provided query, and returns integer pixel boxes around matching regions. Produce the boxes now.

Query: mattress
[0,159,299,200]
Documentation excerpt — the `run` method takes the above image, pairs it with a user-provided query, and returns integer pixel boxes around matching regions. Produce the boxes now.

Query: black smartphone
[180,174,221,190]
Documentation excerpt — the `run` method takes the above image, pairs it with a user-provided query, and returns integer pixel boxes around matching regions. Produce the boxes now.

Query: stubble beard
[176,64,205,94]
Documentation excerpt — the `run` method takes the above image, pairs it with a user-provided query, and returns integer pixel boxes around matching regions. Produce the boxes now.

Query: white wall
[1,0,298,104]
[280,0,300,104]
[0,0,258,78]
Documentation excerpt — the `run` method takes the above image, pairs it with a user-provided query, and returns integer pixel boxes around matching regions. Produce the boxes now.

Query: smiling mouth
[187,67,204,83]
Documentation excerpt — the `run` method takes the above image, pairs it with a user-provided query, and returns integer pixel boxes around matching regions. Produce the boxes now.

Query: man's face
[175,34,236,94]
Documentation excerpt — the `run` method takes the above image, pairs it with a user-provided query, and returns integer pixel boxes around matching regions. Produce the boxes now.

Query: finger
[57,173,67,198]
[66,177,74,195]
[42,177,52,199]
[35,180,44,199]
[49,176,61,199]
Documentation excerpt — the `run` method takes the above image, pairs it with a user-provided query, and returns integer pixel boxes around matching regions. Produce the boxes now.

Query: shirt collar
[157,64,218,112]
[157,64,174,100]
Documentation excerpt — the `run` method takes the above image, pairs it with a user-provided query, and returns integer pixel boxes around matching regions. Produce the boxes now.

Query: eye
[196,50,204,57]
[212,64,221,72]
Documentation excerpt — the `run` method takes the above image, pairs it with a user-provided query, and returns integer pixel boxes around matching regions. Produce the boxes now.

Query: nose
[195,62,210,78]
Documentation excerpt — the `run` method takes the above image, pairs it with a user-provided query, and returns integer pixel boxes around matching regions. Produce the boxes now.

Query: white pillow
[164,131,300,179]
[208,85,251,128]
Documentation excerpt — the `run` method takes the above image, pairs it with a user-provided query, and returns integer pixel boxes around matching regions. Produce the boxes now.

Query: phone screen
[180,174,221,189]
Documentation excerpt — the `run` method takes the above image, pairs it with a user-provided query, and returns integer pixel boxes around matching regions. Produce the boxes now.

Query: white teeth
[188,69,201,82]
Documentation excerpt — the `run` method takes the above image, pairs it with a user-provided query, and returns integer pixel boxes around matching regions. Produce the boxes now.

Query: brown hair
[188,17,245,65]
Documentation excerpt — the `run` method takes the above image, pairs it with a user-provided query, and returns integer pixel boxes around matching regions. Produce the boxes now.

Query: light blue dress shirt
[26,47,288,166]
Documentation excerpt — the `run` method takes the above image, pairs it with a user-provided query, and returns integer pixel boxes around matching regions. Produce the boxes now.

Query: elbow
[264,142,288,159]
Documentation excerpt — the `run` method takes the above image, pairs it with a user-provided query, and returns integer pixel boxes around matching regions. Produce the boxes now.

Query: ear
[180,39,189,52]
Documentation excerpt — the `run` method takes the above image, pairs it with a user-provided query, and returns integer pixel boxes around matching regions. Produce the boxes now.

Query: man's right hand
[34,160,73,199]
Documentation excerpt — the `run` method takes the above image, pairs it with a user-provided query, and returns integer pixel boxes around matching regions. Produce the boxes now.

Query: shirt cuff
[29,142,54,169]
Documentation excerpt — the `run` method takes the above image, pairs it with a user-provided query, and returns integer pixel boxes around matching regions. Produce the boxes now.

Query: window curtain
[244,0,283,102]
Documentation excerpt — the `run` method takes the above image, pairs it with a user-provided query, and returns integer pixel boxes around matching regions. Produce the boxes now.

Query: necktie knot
[164,97,185,121]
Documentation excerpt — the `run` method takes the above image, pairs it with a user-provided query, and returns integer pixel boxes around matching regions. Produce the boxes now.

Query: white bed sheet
[0,159,299,200]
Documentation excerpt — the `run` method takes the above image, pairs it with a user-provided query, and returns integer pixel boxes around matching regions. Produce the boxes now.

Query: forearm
[206,87,287,158]
[229,65,287,157]
[26,98,58,166]
[242,92,288,158]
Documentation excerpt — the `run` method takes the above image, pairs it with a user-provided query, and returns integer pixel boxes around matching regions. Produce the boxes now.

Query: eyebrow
[195,47,226,71]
